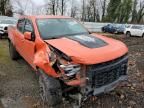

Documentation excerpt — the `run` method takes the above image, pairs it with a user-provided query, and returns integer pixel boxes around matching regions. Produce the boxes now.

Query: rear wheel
[9,41,19,60]
[38,69,63,107]
[126,31,131,37]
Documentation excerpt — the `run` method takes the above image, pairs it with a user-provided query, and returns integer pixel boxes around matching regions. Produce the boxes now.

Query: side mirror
[24,32,35,41]
[24,32,32,40]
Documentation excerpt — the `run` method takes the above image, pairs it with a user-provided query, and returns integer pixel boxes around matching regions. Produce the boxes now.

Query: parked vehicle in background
[8,15,128,107]
[101,24,117,33]
[0,16,9,20]
[124,25,144,37]
[102,24,126,34]
[0,18,17,39]
[114,24,126,34]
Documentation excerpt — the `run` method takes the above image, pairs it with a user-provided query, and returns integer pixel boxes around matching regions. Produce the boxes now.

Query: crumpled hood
[45,33,128,64]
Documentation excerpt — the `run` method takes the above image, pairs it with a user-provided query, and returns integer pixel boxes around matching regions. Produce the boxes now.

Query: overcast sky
[11,0,143,17]
[11,0,82,16]
[31,0,45,6]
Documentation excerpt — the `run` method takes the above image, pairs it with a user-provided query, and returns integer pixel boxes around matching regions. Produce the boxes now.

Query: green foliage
[131,0,144,23]
[106,0,133,23]
[106,0,121,22]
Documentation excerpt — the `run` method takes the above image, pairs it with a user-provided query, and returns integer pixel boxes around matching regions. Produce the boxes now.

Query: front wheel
[38,69,63,107]
[9,41,19,60]
[102,28,106,33]
[0,34,2,39]
[126,32,131,37]
[142,33,144,37]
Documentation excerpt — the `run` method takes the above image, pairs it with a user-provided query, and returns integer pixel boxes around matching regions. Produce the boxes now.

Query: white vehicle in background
[0,18,17,39]
[124,25,144,37]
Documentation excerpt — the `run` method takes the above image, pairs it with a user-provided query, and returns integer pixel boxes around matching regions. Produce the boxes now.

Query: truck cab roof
[19,15,71,20]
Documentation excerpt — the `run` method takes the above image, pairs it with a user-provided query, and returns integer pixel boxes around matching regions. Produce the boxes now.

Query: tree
[100,0,107,21]
[12,0,26,15]
[116,0,132,23]
[45,0,67,15]
[106,0,132,23]
[82,0,85,21]
[86,2,92,21]
[131,0,137,23]
[0,0,10,15]
[44,0,59,15]
[106,0,121,22]
[47,0,58,15]
[5,5,13,16]
[84,0,100,22]
[137,1,144,23]
[61,0,64,15]
[59,0,67,15]
[131,0,144,23]
[71,0,78,18]
[90,0,96,22]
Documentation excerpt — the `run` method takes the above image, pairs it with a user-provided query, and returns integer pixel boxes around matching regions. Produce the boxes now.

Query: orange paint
[8,15,128,86]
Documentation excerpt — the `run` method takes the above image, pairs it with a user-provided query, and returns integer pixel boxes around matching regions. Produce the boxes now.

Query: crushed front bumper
[81,54,128,97]
[86,75,127,96]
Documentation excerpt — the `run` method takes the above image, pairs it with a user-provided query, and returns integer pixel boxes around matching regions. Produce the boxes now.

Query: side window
[24,20,33,32]
[132,25,142,29]
[137,26,142,30]
[17,19,25,33]
[131,26,137,29]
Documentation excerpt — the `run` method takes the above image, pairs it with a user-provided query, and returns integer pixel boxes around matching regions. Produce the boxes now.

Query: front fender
[34,38,58,78]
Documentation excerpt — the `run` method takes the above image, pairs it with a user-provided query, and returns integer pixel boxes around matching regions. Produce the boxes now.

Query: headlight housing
[48,51,57,66]
[60,64,81,77]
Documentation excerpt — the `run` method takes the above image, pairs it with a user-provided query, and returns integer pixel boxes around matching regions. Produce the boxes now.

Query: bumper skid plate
[84,75,127,97]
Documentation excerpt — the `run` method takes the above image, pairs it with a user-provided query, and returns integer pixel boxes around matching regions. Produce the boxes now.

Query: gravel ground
[0,34,144,108]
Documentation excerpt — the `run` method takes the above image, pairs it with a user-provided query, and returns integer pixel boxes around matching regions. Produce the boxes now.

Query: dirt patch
[0,35,144,108]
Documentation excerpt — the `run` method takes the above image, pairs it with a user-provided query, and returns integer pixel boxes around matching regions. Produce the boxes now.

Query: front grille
[86,54,128,88]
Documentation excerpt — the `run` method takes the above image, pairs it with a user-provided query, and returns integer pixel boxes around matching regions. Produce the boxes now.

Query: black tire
[142,33,144,37]
[9,41,19,60]
[126,31,131,37]
[38,69,63,107]
[0,35,2,39]
[102,27,105,32]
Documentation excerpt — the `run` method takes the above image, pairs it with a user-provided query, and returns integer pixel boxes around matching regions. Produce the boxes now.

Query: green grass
[0,39,11,64]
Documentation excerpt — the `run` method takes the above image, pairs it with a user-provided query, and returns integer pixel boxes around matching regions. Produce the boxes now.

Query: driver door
[22,19,36,68]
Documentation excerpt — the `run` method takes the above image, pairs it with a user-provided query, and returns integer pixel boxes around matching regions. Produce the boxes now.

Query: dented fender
[33,37,58,77]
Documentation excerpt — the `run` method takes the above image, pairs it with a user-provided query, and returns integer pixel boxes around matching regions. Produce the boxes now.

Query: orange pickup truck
[8,15,128,107]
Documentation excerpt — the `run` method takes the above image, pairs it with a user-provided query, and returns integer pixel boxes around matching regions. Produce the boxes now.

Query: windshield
[0,20,17,24]
[37,18,88,39]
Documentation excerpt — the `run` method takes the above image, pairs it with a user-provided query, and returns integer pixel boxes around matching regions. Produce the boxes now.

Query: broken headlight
[60,64,81,77]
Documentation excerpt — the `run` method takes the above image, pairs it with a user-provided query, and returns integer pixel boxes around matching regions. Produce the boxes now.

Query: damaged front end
[47,44,128,106]
[79,54,128,105]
